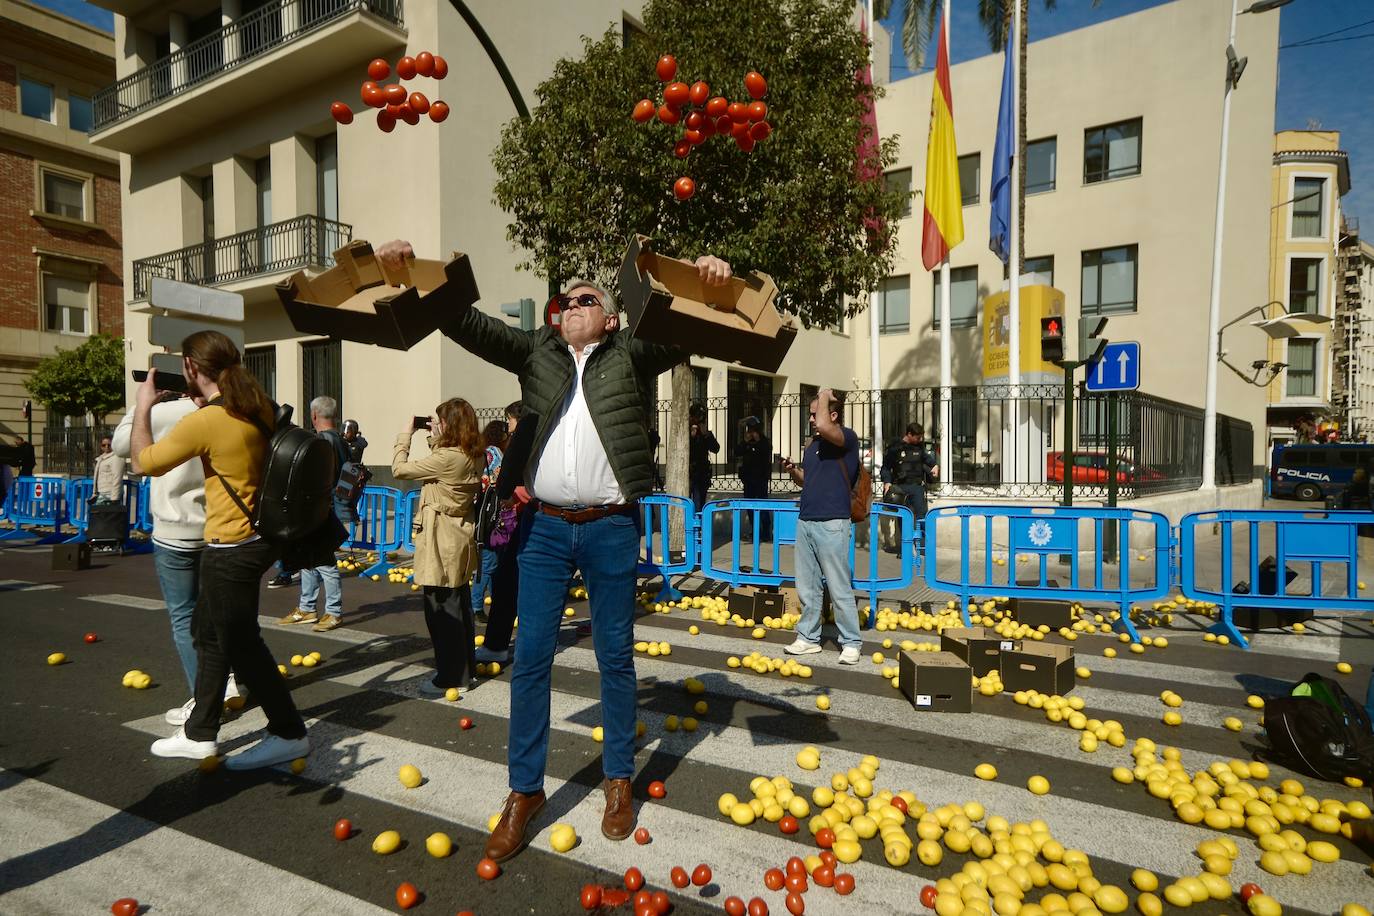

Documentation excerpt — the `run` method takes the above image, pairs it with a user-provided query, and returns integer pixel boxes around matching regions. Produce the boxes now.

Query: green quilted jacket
[442,306,685,502]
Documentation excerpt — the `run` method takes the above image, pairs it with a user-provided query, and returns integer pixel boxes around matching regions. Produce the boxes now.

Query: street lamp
[1201,0,1294,489]
[1216,300,1329,385]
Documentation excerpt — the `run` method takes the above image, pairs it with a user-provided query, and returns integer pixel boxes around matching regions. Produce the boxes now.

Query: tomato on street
[778,814,798,834]
[891,796,909,814]
[691,863,712,886]
[580,884,602,910]
[459,716,474,729]
[651,890,671,914]
[920,885,939,908]
[367,58,389,81]
[744,71,768,99]
[784,872,807,893]
[476,857,500,880]
[724,897,746,916]
[1239,884,1263,903]
[332,818,353,840]
[395,882,419,910]
[647,780,667,798]
[624,867,644,892]
[110,900,138,916]
[833,873,855,896]
[785,856,805,876]
[670,866,690,888]
[815,828,835,848]
[84,633,99,643]
[656,55,677,81]
[785,892,805,916]
[763,868,785,891]
[812,864,834,887]
[634,826,651,844]
[747,898,769,916]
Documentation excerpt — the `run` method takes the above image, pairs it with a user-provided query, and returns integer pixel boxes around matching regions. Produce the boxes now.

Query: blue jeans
[509,509,641,793]
[472,545,501,610]
[300,564,342,618]
[794,518,860,649]
[153,542,202,692]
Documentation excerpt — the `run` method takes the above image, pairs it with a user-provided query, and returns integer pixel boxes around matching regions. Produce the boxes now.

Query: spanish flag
[921,18,963,271]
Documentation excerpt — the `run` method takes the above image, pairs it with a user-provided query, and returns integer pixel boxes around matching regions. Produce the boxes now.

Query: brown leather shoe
[602,778,635,840]
[483,790,545,862]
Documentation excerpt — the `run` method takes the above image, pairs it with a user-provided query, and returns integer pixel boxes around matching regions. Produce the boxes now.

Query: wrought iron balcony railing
[132,215,351,300]
[92,0,404,132]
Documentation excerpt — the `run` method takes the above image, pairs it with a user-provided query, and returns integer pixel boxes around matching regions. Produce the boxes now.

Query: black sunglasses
[554,293,603,311]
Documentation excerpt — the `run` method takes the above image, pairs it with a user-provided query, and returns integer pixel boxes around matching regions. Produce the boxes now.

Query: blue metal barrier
[345,486,405,577]
[64,478,149,551]
[1178,508,1374,649]
[924,505,1174,642]
[66,478,93,534]
[639,494,698,602]
[0,476,69,544]
[851,504,918,626]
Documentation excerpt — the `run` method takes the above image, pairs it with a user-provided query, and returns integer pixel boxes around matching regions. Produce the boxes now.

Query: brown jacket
[392,432,479,588]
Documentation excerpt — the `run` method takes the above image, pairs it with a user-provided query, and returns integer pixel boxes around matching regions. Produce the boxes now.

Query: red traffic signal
[1041,316,1064,363]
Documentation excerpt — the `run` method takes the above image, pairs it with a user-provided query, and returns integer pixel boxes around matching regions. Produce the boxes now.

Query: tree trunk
[666,363,692,553]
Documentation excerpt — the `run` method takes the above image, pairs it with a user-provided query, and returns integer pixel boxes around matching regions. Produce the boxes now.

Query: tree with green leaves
[493,0,905,521]
[25,333,127,424]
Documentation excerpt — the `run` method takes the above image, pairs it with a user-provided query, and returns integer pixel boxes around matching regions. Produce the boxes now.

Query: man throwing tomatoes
[376,240,732,862]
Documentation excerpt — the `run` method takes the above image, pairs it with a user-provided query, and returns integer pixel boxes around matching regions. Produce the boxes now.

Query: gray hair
[310,396,338,420]
[564,278,618,316]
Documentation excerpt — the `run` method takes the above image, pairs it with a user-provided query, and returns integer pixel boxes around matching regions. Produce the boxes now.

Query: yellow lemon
[1027,775,1050,796]
[975,763,998,781]
[682,717,698,732]
[397,764,422,788]
[549,823,577,852]
[730,802,755,826]
[689,625,699,635]
[1247,895,1282,916]
[1111,767,1134,784]
[592,726,604,742]
[1224,717,1243,731]
[1103,647,1117,658]
[1131,869,1158,892]
[444,687,460,702]
[426,831,453,857]
[1336,661,1353,674]
[132,673,152,689]
[1247,695,1265,709]
[1076,667,1091,679]
[290,654,303,666]
[371,830,401,854]
[300,655,317,668]
[289,757,307,775]
[816,695,831,711]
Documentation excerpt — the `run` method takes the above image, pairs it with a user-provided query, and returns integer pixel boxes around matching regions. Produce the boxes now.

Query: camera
[413,416,432,431]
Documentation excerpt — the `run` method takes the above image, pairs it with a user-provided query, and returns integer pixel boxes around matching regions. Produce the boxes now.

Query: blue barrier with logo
[0,476,69,544]
[345,486,405,577]
[924,505,1174,642]
[64,478,149,550]
[639,494,698,602]
[1178,508,1374,649]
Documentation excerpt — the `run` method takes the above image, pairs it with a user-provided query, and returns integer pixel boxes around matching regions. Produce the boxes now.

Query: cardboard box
[1009,597,1073,630]
[898,650,972,713]
[940,626,1019,677]
[618,235,797,373]
[1001,643,1076,696]
[276,240,479,350]
[728,587,787,619]
[51,543,90,571]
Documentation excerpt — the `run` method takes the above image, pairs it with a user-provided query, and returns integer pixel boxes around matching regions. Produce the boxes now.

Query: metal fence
[648,386,1254,501]
[92,0,405,131]
[42,426,114,478]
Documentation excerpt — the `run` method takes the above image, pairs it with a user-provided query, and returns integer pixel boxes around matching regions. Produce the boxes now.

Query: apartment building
[0,0,122,469]
[1335,234,1373,442]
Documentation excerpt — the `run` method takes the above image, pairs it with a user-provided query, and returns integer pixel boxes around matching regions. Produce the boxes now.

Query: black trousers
[741,476,773,540]
[184,539,306,742]
[483,506,535,652]
[424,584,476,688]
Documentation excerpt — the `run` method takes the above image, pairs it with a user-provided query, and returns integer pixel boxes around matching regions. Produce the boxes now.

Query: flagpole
[939,0,953,488]
[866,0,883,473]
[1007,0,1021,390]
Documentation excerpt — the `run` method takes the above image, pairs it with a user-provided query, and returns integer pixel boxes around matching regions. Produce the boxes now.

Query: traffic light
[500,298,535,331]
[1079,316,1109,364]
[1040,316,1064,363]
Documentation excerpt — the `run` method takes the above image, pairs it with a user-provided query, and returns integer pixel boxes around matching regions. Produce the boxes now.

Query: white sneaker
[838,646,861,666]
[785,638,822,656]
[224,674,241,700]
[151,727,218,759]
[164,697,196,726]
[224,733,310,771]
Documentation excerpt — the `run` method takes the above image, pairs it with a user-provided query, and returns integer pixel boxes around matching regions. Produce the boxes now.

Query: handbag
[839,450,873,523]
[475,484,501,547]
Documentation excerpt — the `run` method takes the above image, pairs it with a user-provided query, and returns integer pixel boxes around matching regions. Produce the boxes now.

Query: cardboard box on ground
[728,586,789,619]
[898,650,972,713]
[1007,596,1074,631]
[941,625,1077,697]
[276,240,479,350]
[618,235,797,373]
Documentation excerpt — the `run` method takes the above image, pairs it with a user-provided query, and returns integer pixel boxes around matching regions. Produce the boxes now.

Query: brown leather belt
[537,501,637,524]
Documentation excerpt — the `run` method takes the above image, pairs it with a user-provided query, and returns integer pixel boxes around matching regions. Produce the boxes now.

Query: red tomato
[785,872,807,893]
[332,817,352,840]
[785,892,804,916]
[633,890,652,909]
[818,851,837,868]
[812,865,834,888]
[648,780,667,798]
[360,80,379,104]
[705,96,729,118]
[602,889,630,907]
[624,867,645,892]
[415,51,434,76]
[714,115,733,134]
[891,796,909,814]
[673,140,691,159]
[683,129,705,145]
[747,101,767,122]
[367,58,390,81]
[632,99,655,122]
[398,103,419,125]
[749,121,771,142]
[744,71,768,99]
[634,826,651,844]
[1239,884,1263,903]
[581,884,602,910]
[459,717,474,729]
[651,890,671,914]
[110,900,138,916]
[785,856,805,876]
[727,101,749,123]
[408,92,430,114]
[815,828,835,849]
[670,866,690,888]
[634,907,653,916]
[663,82,689,108]
[763,868,785,891]
[747,898,769,916]
[84,632,98,643]
[724,897,746,916]
[656,55,677,81]
[684,110,706,130]
[657,105,680,125]
[476,857,500,880]
[778,814,799,834]
[920,885,939,909]
[691,863,711,886]
[397,56,417,80]
[383,83,407,104]
[688,81,710,107]
[428,101,450,123]
[432,55,449,79]
[376,109,396,132]
[395,881,419,910]
[833,873,855,896]
[735,134,756,153]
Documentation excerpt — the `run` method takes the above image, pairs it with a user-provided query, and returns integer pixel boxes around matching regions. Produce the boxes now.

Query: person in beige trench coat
[394,397,484,697]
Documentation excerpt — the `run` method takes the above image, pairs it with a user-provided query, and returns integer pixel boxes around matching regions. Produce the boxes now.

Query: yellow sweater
[137,402,267,545]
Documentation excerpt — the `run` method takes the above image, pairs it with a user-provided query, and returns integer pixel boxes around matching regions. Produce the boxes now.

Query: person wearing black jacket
[475,410,538,663]
[736,417,773,541]
[688,403,719,513]
[880,423,938,553]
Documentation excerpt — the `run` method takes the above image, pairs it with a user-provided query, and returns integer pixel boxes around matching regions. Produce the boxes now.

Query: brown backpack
[842,454,873,522]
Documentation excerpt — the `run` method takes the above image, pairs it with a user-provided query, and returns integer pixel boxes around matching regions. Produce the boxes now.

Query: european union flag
[988,28,1014,264]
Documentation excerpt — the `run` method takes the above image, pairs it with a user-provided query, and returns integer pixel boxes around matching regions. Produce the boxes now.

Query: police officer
[880,423,938,552]
[736,416,773,541]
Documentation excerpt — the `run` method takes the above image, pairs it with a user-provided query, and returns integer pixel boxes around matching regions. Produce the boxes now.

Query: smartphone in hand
[132,369,188,394]
[413,416,432,431]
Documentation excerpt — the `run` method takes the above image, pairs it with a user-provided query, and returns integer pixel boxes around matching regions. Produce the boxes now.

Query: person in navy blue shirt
[779,388,862,664]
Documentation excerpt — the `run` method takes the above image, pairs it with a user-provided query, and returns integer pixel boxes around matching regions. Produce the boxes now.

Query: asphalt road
[1,541,1372,916]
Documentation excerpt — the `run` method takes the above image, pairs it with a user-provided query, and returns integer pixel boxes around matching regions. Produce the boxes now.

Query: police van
[1269,442,1374,502]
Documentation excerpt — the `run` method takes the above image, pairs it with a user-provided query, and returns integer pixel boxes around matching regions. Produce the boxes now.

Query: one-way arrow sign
[1085,341,1141,392]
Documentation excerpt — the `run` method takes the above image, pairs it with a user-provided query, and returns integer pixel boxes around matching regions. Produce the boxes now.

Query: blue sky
[30,0,1374,219]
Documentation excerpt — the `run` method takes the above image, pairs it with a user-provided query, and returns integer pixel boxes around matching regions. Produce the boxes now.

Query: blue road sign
[1086,341,1141,392]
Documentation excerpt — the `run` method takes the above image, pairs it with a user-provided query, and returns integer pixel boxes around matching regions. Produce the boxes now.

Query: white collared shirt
[531,341,625,507]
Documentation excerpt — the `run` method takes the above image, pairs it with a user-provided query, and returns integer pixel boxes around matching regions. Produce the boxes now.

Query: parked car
[1046,451,1165,485]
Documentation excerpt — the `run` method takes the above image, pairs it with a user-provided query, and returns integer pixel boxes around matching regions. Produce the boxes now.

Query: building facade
[1335,235,1373,442]
[1,0,122,470]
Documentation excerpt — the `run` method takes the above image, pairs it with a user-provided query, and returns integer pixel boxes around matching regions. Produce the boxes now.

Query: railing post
[282,0,302,36]
[169,13,190,91]
[222,0,243,66]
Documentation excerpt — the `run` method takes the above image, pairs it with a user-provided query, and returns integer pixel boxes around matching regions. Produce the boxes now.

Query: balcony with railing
[131,215,350,301]
[90,0,405,153]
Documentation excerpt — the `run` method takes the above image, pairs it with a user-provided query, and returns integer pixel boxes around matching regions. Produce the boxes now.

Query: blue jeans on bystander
[793,518,861,649]
[153,542,202,692]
